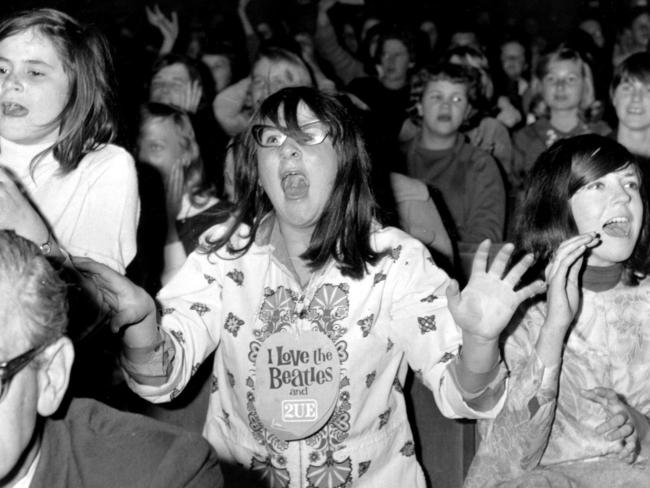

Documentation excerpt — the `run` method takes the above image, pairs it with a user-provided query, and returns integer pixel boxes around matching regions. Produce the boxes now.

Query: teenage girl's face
[251,57,312,109]
[138,117,186,178]
[150,63,192,109]
[256,102,338,234]
[569,166,643,266]
[612,77,650,132]
[418,79,470,138]
[0,28,70,145]
[542,59,584,112]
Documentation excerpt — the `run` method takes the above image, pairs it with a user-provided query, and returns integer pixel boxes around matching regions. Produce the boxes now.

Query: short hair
[534,45,595,111]
[610,51,650,94]
[0,8,118,174]
[138,102,213,206]
[515,134,650,285]
[408,62,483,123]
[0,230,68,349]
[202,86,381,279]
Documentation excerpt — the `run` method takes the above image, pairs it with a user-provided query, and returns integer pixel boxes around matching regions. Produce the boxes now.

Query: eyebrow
[0,56,55,68]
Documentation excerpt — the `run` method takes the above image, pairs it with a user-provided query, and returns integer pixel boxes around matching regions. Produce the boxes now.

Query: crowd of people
[1,1,650,487]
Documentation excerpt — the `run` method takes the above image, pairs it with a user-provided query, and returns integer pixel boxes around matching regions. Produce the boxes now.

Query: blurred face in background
[379,38,411,85]
[202,54,232,93]
[612,77,650,132]
[501,41,526,80]
[579,19,605,48]
[631,13,650,49]
[250,57,312,108]
[150,63,192,108]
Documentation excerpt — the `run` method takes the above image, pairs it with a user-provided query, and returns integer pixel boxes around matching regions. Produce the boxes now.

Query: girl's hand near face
[581,387,648,464]
[178,80,202,114]
[536,232,600,367]
[0,169,50,246]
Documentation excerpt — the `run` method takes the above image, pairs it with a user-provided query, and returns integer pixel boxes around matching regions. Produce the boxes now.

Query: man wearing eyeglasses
[0,230,223,487]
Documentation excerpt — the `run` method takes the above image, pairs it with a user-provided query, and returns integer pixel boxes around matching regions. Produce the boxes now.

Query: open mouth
[602,216,631,238]
[1,102,28,117]
[281,172,309,200]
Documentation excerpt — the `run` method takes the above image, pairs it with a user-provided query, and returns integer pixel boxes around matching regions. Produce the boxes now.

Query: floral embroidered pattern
[190,302,210,316]
[390,245,402,261]
[365,371,376,388]
[250,456,290,488]
[392,377,403,394]
[169,329,185,344]
[257,286,297,341]
[379,408,391,429]
[357,314,374,338]
[358,461,371,478]
[400,441,415,457]
[169,387,181,401]
[387,338,394,352]
[417,314,437,334]
[227,370,235,387]
[439,351,455,363]
[226,269,244,286]
[221,409,231,429]
[224,312,244,337]
[373,273,387,286]
[307,284,350,342]
[210,374,218,393]
[203,273,216,284]
[160,307,175,316]
[420,293,438,303]
[306,451,352,488]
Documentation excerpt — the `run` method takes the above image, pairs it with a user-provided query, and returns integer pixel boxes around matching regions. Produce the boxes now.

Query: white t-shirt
[0,137,139,273]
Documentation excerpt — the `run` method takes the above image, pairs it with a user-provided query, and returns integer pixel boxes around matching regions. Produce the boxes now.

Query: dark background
[0,0,634,48]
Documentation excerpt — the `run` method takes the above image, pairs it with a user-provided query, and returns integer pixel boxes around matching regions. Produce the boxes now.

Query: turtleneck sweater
[0,136,139,273]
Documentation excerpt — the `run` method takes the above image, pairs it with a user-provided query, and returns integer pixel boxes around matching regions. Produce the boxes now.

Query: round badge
[254,330,341,441]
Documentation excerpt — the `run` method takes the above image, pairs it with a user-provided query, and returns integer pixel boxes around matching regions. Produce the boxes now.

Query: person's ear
[36,337,74,417]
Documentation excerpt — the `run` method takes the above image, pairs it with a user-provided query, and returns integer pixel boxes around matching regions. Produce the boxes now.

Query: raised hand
[544,232,599,332]
[446,240,546,342]
[535,232,600,367]
[581,387,642,463]
[145,4,179,55]
[178,79,202,114]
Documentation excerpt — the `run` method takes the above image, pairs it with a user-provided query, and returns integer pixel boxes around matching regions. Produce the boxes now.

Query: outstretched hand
[447,240,546,342]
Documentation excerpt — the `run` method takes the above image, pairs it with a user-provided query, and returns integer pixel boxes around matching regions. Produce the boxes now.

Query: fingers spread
[488,242,515,278]
[470,239,491,276]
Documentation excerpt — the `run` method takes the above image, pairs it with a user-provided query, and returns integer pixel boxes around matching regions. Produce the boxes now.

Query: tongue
[282,174,308,199]
[602,222,629,238]
[3,104,28,117]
